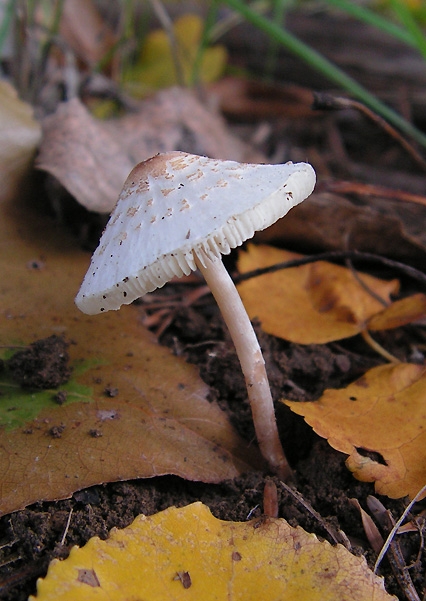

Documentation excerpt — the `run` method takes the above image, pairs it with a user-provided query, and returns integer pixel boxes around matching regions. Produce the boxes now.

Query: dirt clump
[6,335,72,390]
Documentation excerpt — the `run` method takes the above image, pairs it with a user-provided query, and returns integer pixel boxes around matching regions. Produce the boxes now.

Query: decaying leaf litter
[1,2,426,600]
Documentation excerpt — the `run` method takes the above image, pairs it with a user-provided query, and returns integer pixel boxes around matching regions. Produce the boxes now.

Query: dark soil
[0,294,425,600]
[6,336,71,390]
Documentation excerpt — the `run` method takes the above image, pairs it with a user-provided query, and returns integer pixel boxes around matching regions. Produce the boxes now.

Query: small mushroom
[75,152,316,479]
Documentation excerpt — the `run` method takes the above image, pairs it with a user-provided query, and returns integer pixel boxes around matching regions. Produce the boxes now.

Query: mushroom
[75,151,316,479]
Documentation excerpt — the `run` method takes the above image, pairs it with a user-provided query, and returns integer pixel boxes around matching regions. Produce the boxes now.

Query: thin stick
[235,250,426,287]
[313,93,426,171]
[324,180,426,210]
[374,484,426,572]
[60,507,73,546]
[280,480,343,545]
[361,330,401,364]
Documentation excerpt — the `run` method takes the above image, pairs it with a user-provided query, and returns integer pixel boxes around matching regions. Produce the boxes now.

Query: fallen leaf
[367,293,426,331]
[209,77,315,120]
[36,98,135,213]
[256,191,426,267]
[0,81,41,203]
[59,0,116,67]
[0,192,263,516]
[237,244,399,344]
[123,14,227,96]
[285,363,426,499]
[30,502,395,601]
[36,91,263,213]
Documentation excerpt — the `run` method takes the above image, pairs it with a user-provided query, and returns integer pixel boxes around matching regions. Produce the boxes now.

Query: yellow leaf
[237,244,399,344]
[0,191,262,516]
[123,14,227,96]
[285,363,426,499]
[367,292,426,331]
[31,502,395,601]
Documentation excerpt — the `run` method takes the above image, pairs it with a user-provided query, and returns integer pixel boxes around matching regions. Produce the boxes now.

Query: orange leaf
[367,293,426,331]
[237,244,399,344]
[31,502,395,601]
[285,363,426,499]
[0,196,262,516]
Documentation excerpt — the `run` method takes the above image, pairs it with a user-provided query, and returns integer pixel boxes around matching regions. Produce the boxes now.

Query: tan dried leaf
[37,91,264,213]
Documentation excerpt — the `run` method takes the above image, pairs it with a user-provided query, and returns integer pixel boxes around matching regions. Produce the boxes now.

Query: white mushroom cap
[75,151,316,315]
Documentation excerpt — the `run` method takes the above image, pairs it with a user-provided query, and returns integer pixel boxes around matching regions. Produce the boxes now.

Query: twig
[234,250,426,287]
[279,480,347,546]
[323,180,426,210]
[370,492,425,601]
[344,257,389,307]
[361,330,401,364]
[374,484,426,572]
[313,92,426,171]
[60,507,73,546]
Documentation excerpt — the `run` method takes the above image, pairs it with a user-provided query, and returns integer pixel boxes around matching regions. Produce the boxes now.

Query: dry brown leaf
[285,363,426,499]
[209,77,315,119]
[237,244,399,344]
[0,194,262,516]
[36,91,264,213]
[60,0,116,67]
[0,81,41,203]
[37,98,134,213]
[31,502,395,601]
[256,192,426,267]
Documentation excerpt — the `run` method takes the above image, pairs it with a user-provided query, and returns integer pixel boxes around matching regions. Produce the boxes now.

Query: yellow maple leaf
[285,362,426,499]
[123,14,227,97]
[237,244,399,344]
[31,502,395,601]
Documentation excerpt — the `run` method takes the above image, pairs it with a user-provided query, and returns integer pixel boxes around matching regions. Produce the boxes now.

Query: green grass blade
[0,0,16,58]
[390,0,426,61]
[323,0,416,47]
[222,0,426,148]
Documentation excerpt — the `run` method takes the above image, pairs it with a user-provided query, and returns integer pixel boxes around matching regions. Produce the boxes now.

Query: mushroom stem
[195,251,292,480]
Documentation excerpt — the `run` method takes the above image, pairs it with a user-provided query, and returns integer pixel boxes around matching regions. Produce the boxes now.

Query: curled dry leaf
[31,502,395,601]
[285,363,426,500]
[0,185,262,517]
[367,293,426,331]
[36,91,263,213]
[237,244,399,344]
[36,98,134,213]
[0,81,41,203]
